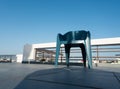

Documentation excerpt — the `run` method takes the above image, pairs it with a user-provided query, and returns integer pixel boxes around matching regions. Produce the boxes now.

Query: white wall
[22,44,35,62]
[16,54,23,63]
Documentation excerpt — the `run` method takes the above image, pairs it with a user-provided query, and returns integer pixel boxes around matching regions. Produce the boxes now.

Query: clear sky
[0,0,120,54]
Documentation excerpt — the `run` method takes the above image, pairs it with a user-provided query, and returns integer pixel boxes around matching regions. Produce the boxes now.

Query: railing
[35,44,120,63]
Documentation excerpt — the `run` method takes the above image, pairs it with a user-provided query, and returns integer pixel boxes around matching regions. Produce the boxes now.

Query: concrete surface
[0,63,120,89]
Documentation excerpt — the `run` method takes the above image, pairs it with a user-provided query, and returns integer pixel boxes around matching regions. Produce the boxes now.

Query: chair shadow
[14,65,120,89]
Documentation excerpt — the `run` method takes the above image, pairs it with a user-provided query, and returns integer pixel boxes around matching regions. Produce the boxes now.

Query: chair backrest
[58,31,73,41]
[58,30,89,43]
[74,30,88,40]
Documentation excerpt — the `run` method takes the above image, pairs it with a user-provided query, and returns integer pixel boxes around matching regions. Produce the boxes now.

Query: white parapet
[91,37,120,46]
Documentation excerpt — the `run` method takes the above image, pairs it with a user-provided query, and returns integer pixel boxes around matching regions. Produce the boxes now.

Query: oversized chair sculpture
[55,30,92,68]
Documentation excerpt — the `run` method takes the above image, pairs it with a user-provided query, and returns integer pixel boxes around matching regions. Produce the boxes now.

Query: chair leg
[80,44,86,68]
[65,45,70,67]
[85,39,92,68]
[87,46,92,68]
[55,42,61,66]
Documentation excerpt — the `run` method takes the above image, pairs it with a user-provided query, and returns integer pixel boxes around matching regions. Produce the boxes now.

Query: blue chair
[55,30,92,68]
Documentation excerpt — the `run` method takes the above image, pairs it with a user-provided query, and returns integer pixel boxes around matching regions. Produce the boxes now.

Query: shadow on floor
[14,66,120,89]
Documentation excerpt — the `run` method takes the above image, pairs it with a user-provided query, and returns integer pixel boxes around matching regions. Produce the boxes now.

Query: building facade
[22,37,120,63]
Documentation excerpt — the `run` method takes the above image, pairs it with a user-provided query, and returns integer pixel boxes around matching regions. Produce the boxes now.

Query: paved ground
[0,63,120,89]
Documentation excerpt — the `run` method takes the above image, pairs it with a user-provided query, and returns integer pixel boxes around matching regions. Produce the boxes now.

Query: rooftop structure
[22,37,120,63]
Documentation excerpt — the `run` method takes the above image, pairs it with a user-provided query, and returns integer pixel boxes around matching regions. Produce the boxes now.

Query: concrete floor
[0,63,120,89]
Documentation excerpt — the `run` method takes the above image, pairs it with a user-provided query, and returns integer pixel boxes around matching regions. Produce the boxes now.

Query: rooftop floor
[0,63,120,89]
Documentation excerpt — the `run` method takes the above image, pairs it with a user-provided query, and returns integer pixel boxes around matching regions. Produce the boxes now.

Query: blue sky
[0,0,120,54]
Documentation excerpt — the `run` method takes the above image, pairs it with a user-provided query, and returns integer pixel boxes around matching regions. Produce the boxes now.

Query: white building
[22,37,120,63]
[16,54,23,63]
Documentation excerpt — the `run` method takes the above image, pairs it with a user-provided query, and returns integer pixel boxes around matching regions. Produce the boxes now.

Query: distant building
[0,54,23,63]
[22,37,120,64]
[115,54,120,64]
[0,55,16,62]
